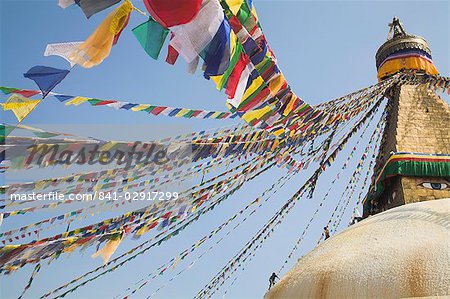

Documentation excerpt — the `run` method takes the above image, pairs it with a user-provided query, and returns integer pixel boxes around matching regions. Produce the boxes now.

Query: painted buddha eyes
[419,182,449,190]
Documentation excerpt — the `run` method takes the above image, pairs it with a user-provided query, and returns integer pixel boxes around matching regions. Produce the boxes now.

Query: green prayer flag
[218,42,243,91]
[0,86,20,95]
[0,124,15,142]
[132,18,169,60]
[87,98,102,105]
[237,2,251,24]
[33,132,60,138]
[183,110,196,118]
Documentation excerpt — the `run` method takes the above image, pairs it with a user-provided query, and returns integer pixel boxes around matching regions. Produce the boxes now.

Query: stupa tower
[362,17,450,217]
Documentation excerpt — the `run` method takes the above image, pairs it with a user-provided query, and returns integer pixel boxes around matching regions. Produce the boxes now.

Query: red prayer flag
[166,33,179,65]
[191,110,203,117]
[95,100,116,106]
[225,54,249,98]
[14,90,41,98]
[150,106,167,115]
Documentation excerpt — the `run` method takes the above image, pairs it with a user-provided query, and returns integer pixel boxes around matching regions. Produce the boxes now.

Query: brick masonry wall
[395,85,450,154]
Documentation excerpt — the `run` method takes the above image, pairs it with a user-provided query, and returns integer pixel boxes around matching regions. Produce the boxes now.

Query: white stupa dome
[266,198,450,298]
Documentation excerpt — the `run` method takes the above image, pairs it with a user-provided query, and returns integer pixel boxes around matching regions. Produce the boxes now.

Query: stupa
[265,18,450,299]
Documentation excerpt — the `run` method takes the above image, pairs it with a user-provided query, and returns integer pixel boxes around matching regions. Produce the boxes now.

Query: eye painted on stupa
[419,182,449,190]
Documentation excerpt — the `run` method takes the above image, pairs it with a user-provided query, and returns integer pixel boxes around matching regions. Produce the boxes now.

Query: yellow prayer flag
[63,243,80,253]
[69,0,133,68]
[65,96,88,106]
[131,104,151,111]
[210,75,223,90]
[268,73,286,97]
[271,139,280,151]
[175,108,190,117]
[135,226,147,236]
[172,255,181,271]
[226,0,244,15]
[242,106,272,123]
[272,128,286,137]
[1,94,42,122]
[34,181,46,191]
[283,94,297,116]
[209,111,221,118]
[91,236,123,265]
[241,76,264,102]
[251,6,259,21]
[99,141,117,151]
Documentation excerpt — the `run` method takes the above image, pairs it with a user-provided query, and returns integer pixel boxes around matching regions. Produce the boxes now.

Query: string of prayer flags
[1,124,251,194]
[332,124,384,232]
[0,86,238,120]
[35,158,276,298]
[277,111,383,274]
[17,263,41,299]
[195,99,386,298]
[75,0,122,19]
[137,0,335,137]
[1,123,95,142]
[1,153,275,273]
[132,17,169,60]
[120,167,299,298]
[0,87,40,98]
[23,66,70,98]
[69,0,133,68]
[1,94,42,122]
[44,42,83,67]
[402,71,450,94]
[0,155,233,241]
[142,0,202,27]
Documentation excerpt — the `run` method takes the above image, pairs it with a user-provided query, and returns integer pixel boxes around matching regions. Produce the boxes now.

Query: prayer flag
[226,61,253,108]
[23,66,70,98]
[12,90,40,98]
[201,19,231,76]
[132,18,169,60]
[54,95,75,102]
[1,94,42,122]
[166,33,179,65]
[44,42,83,67]
[142,0,202,27]
[187,56,199,73]
[0,87,20,95]
[169,0,224,63]
[69,0,133,68]
[58,0,74,8]
[64,96,88,106]
[75,0,121,19]
[91,236,123,264]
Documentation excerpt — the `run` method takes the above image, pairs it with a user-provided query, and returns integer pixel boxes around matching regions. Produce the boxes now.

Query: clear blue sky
[1,1,449,298]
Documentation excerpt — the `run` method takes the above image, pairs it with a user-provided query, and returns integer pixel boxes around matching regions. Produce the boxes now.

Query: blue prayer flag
[24,66,70,98]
